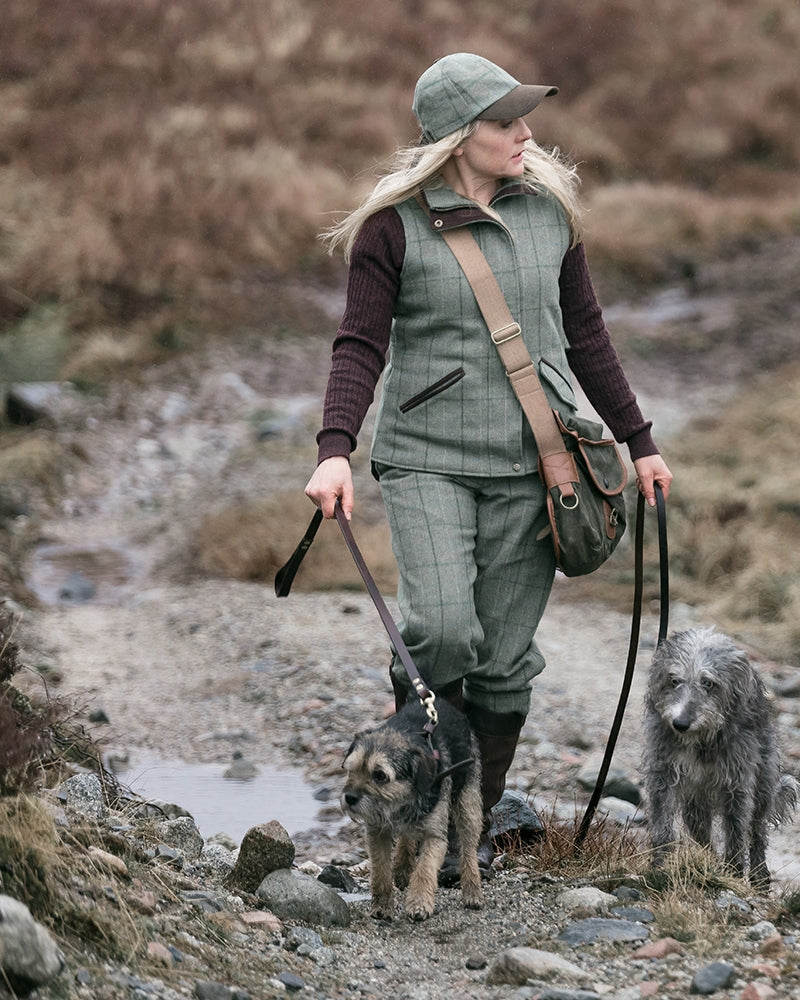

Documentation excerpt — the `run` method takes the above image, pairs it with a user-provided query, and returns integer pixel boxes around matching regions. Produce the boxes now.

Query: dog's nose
[344,791,360,808]
[672,717,690,733]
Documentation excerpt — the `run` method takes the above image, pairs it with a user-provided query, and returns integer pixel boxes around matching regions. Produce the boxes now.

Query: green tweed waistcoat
[370,181,576,477]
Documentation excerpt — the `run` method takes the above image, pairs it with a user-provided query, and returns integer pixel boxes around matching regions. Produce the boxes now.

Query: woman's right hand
[304,456,354,520]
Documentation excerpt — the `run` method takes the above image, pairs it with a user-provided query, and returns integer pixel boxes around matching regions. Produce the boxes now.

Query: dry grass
[2,0,800,360]
[642,845,756,954]
[509,805,648,882]
[190,491,397,593]
[665,362,800,663]
[0,794,143,961]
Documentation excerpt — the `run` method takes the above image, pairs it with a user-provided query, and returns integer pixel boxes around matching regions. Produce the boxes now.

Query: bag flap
[553,410,628,496]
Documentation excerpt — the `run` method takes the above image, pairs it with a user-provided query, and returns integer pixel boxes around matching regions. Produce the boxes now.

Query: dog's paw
[369,898,395,921]
[403,895,435,921]
[462,887,484,910]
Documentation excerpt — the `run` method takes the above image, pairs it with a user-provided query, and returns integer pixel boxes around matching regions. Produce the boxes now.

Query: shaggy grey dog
[643,626,798,888]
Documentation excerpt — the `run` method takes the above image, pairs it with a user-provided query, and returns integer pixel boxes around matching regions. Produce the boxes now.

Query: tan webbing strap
[437,225,576,487]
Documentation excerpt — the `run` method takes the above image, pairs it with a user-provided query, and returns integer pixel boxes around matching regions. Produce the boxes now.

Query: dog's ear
[342,729,375,767]
[408,746,439,792]
[342,739,358,766]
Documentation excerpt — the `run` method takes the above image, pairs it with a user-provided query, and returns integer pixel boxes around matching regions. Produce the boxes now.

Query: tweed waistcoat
[370,181,575,476]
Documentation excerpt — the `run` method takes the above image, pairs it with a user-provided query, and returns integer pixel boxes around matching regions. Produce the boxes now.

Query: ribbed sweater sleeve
[560,242,658,460]
[316,207,404,463]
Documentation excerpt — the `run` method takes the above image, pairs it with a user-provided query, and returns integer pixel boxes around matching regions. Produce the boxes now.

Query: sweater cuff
[316,429,355,465]
[625,425,658,462]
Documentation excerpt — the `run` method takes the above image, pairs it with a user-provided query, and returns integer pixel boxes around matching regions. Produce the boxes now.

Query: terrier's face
[341,727,438,828]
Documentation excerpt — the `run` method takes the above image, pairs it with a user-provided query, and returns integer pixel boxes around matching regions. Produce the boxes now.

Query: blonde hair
[322,123,584,261]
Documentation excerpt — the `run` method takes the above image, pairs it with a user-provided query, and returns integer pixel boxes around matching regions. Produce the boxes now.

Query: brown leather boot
[464,702,526,872]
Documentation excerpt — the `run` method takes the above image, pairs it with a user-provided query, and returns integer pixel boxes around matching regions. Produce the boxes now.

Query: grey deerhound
[642,626,798,888]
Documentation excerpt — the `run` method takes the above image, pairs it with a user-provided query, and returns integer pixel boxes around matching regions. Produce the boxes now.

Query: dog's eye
[700,678,716,691]
[372,768,390,784]
[669,676,681,689]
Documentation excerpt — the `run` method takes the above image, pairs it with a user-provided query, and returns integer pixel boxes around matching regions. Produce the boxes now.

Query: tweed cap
[413,52,558,143]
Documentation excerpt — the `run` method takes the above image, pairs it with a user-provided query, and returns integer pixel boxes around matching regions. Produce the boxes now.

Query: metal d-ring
[560,493,579,510]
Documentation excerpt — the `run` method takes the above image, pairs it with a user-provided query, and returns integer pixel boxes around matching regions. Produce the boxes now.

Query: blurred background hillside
[1,0,800,662]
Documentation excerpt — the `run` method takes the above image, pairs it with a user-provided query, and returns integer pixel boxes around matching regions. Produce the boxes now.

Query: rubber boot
[464,702,526,873]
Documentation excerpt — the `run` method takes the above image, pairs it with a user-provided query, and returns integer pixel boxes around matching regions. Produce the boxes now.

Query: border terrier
[342,697,484,920]
[643,626,798,888]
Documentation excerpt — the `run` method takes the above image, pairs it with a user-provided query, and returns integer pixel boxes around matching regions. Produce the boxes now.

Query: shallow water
[27,540,144,606]
[117,753,341,844]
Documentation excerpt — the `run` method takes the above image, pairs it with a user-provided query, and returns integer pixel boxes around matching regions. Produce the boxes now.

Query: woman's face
[446,118,532,201]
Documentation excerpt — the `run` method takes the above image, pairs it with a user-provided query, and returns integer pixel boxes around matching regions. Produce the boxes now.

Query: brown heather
[2,1,800,664]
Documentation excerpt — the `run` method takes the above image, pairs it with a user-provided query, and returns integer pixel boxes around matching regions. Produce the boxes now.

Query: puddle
[27,540,142,606]
[116,754,342,844]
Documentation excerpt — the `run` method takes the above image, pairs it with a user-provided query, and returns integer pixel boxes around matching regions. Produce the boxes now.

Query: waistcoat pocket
[538,358,576,408]
[399,366,465,413]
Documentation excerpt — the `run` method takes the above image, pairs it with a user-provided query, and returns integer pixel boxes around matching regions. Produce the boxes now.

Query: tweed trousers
[377,465,557,716]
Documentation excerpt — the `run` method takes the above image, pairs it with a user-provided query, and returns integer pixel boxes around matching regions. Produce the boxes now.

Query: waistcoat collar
[420,179,542,231]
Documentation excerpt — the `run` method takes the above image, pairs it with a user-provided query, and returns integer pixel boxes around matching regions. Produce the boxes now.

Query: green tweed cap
[413,52,558,143]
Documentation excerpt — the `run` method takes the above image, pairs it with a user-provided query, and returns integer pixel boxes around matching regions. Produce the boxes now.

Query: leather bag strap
[432,221,579,496]
[427,217,566,461]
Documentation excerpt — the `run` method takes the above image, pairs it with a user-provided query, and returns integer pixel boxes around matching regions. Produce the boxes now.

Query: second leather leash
[574,483,669,847]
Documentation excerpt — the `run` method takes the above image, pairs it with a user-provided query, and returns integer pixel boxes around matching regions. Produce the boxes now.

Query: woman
[305,53,673,868]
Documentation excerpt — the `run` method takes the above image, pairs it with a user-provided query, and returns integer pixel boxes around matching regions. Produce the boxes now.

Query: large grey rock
[255,869,350,927]
[154,815,204,859]
[557,917,650,945]
[485,946,591,987]
[0,894,65,995]
[225,821,295,893]
[57,772,107,820]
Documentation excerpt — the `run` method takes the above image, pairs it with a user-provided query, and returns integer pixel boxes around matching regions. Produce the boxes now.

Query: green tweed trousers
[377,466,556,716]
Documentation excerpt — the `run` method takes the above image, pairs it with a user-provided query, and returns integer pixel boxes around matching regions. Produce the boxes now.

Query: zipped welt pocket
[399,367,465,413]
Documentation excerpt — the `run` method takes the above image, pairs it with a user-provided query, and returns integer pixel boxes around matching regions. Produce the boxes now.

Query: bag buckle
[490,322,521,345]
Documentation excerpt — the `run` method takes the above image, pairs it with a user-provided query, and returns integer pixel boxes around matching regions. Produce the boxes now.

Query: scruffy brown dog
[342,698,484,920]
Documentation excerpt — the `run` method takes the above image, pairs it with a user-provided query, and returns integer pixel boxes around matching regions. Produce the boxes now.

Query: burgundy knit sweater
[316,206,657,465]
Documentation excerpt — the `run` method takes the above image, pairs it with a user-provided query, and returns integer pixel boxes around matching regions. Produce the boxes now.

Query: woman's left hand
[633,454,673,507]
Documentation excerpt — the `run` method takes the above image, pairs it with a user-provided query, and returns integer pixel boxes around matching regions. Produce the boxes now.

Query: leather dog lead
[275,501,437,712]
[575,483,669,846]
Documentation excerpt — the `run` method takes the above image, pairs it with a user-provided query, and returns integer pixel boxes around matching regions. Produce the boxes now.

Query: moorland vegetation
[1,0,800,659]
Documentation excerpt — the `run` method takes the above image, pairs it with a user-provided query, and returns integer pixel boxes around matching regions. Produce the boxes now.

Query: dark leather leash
[574,483,669,846]
[275,500,443,751]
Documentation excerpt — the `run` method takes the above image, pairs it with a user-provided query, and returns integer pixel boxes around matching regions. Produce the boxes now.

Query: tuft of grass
[642,845,754,953]
[0,794,143,961]
[506,802,648,881]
